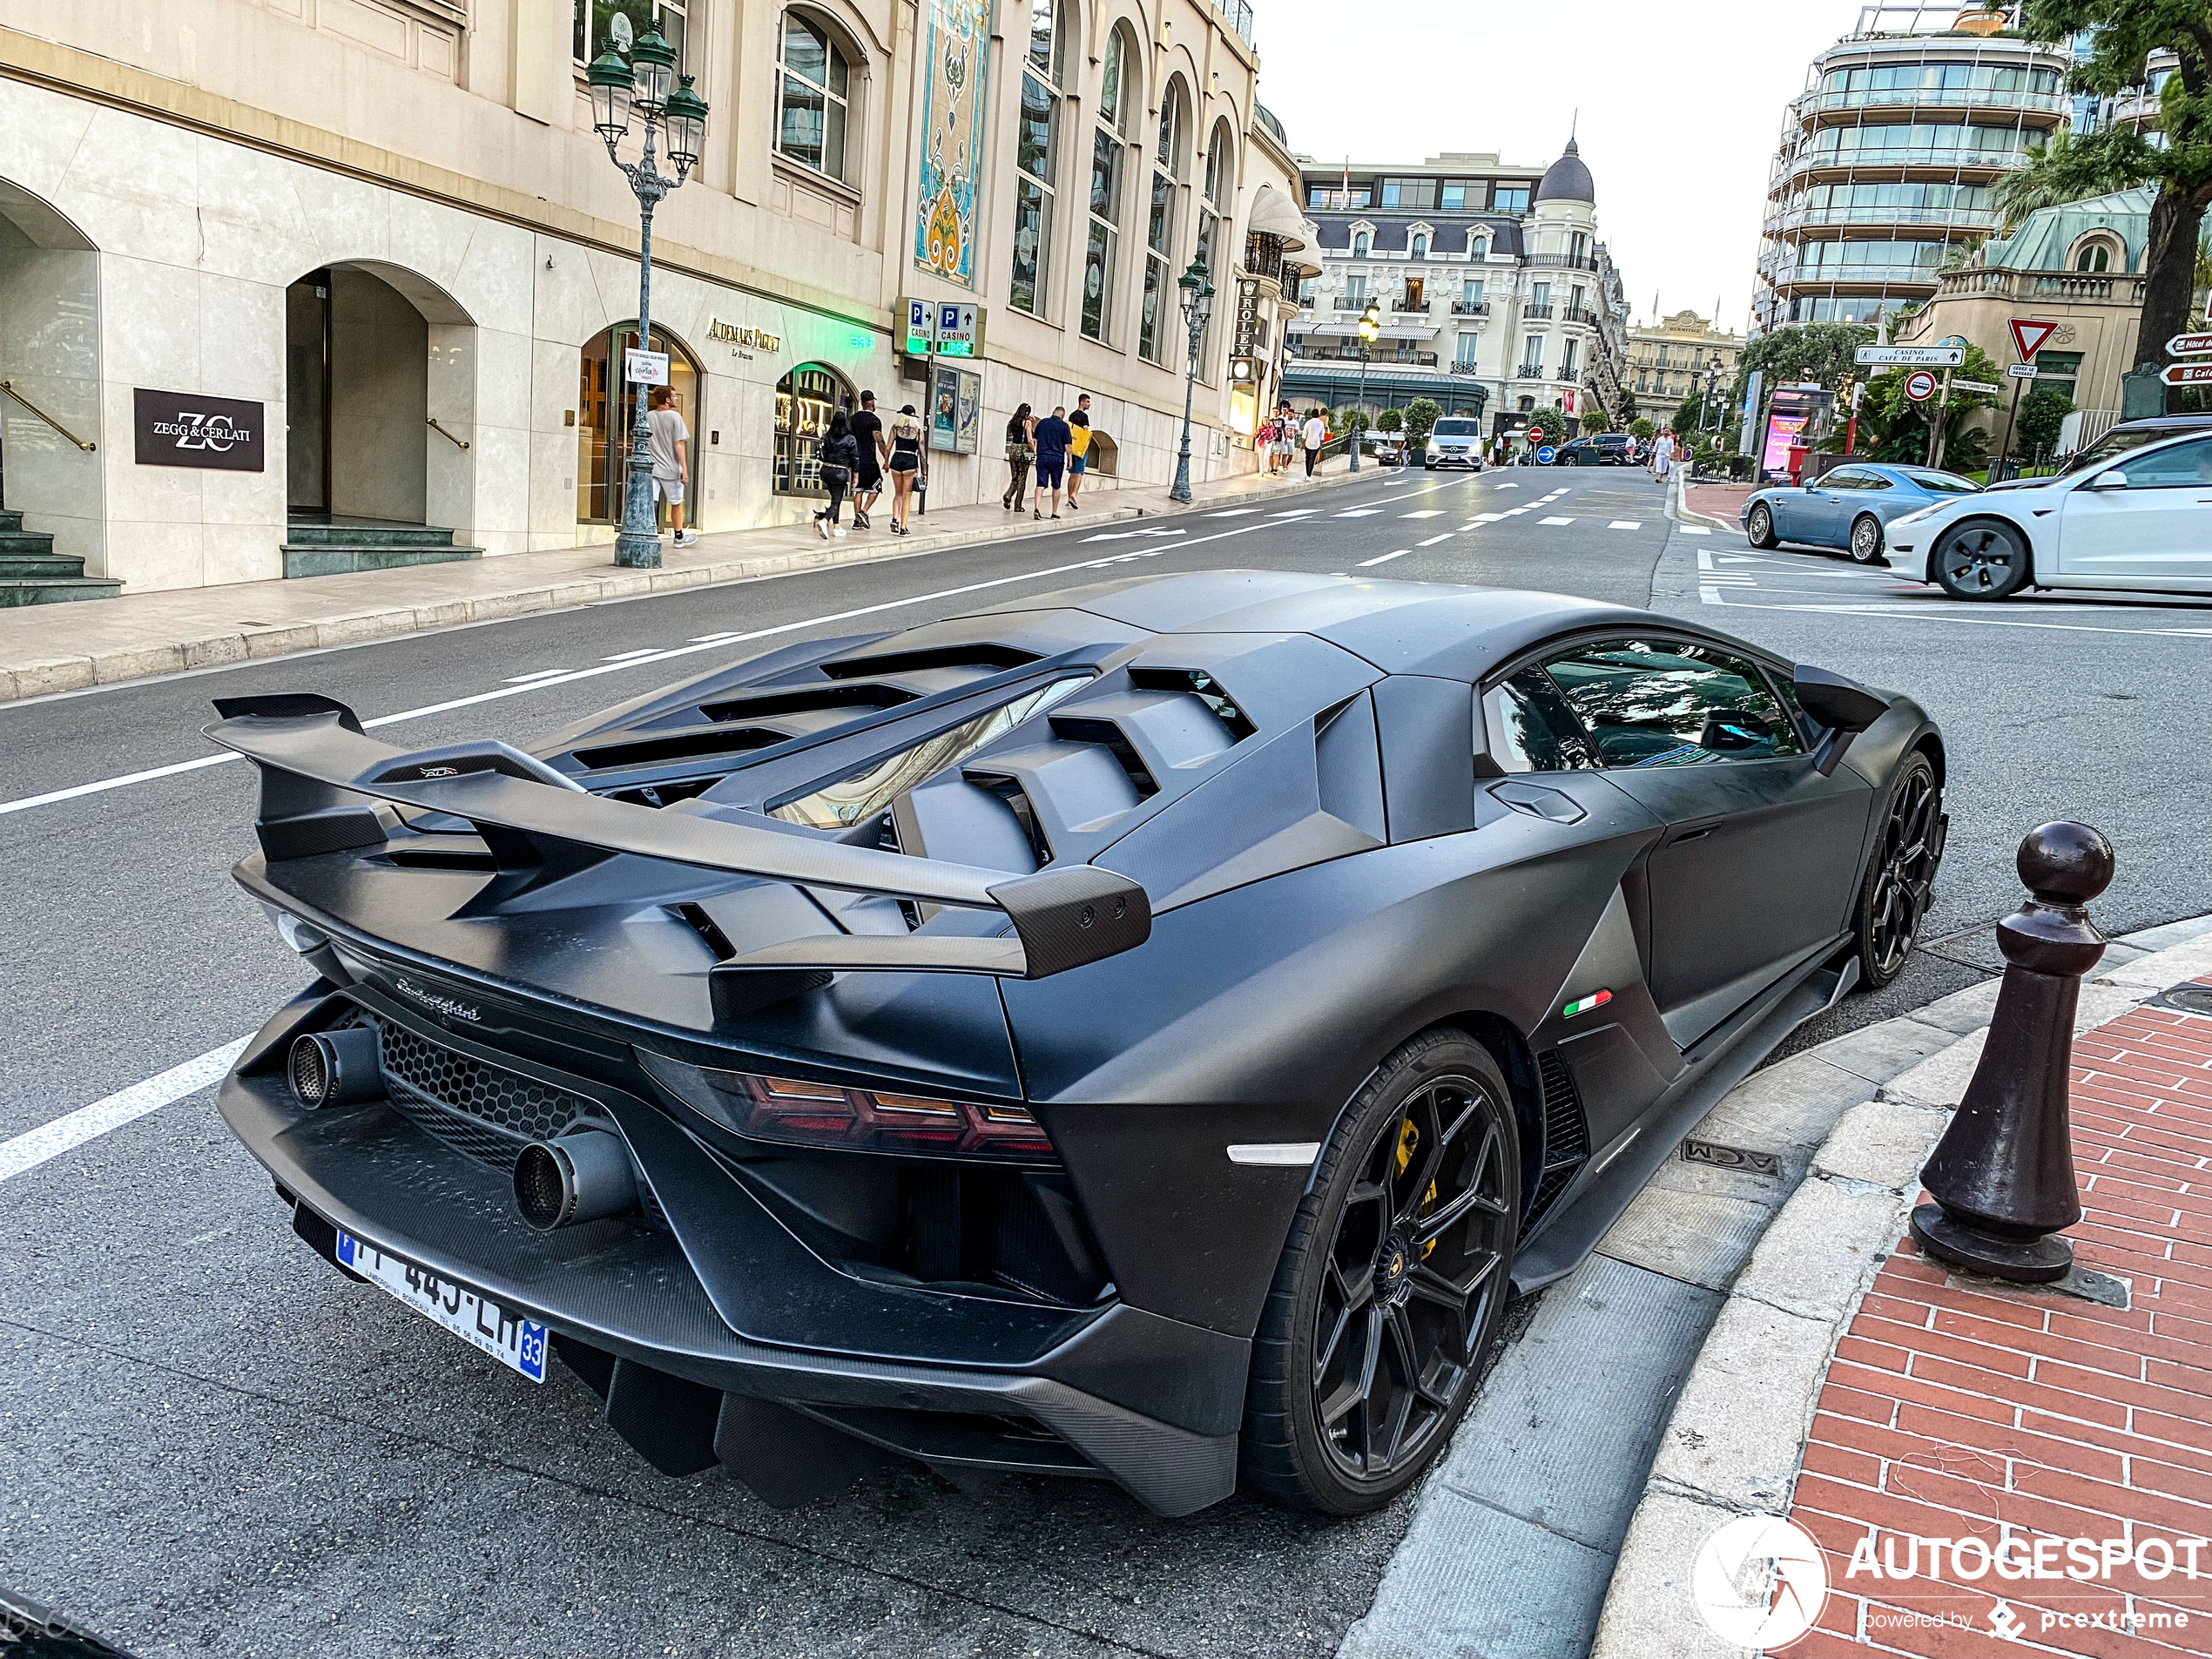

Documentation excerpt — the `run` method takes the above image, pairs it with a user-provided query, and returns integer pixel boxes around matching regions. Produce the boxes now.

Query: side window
[1481,671,1597,772]
[1541,639,1807,768]
[2108,439,2212,489]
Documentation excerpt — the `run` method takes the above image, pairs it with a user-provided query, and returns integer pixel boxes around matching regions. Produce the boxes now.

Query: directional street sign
[1905,370,1939,401]
[1534,445,1557,466]
[2009,319,2060,362]
[2161,362,2212,388]
[934,302,982,358]
[2007,363,2039,379]
[2168,333,2212,358]
[1858,346,1965,367]
[1952,379,2003,396]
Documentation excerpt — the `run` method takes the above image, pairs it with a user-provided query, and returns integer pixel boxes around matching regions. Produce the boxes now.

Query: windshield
[1433,419,1479,436]
[2055,425,2202,477]
[1903,471,1979,495]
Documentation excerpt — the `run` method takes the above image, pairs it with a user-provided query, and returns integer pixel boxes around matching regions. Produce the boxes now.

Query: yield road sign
[2009,319,2060,361]
[2161,361,2212,387]
[1951,379,2003,395]
[1905,370,1938,401]
[1857,346,1965,367]
[2168,332,2212,357]
[2006,363,2039,379]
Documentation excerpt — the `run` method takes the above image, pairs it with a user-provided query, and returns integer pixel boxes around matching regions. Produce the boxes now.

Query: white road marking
[0,1036,251,1184]
[1678,525,1711,535]
[1470,514,1505,523]
[1608,521,1643,530]
[1504,508,1529,516]
[1417,533,1453,547]
[1696,550,1714,572]
[1204,509,1262,517]
[1400,510,1446,519]
[1707,596,2212,637]
[502,669,573,683]
[1494,483,1519,489]
[688,632,743,643]
[1267,510,1318,519]
[1359,550,1411,567]
[1334,509,1385,518]
[1539,516,1575,526]
[1080,527,1186,543]
[599,649,663,662]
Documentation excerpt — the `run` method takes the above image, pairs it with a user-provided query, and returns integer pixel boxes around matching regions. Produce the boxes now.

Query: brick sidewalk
[1786,988,2212,1656]
[1683,481,1757,531]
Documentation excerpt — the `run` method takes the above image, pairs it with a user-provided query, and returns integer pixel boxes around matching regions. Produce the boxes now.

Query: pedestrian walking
[849,391,887,530]
[885,404,923,536]
[645,386,697,547]
[1032,404,1073,520]
[1066,394,1092,510]
[1001,403,1035,510]
[1302,408,1326,477]
[813,409,858,539]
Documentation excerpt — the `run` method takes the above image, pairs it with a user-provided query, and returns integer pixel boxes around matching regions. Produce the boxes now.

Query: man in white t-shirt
[1302,410,1327,477]
[646,386,697,546]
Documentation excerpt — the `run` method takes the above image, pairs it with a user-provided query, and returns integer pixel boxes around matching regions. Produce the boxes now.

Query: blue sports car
[1741,463,1982,564]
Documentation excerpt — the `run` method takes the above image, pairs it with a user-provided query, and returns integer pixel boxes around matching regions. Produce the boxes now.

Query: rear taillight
[707,1072,1055,1159]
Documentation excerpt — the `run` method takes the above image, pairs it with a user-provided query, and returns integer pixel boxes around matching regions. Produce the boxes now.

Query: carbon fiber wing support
[205,696,1151,982]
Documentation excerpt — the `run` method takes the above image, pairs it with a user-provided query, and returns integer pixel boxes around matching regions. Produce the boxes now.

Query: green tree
[1730,322,1877,410]
[2013,384,2075,458]
[1992,128,2141,232]
[1336,407,1371,436]
[1674,394,1707,436]
[1630,417,1656,442]
[1614,388,1641,423]
[1858,345,2006,468]
[2022,0,2212,370]
[1581,408,1612,434]
[1521,408,1569,445]
[1373,407,1405,433]
[1402,398,1443,448]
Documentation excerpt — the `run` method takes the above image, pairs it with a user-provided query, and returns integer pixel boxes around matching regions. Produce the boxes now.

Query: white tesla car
[1884,428,2212,599]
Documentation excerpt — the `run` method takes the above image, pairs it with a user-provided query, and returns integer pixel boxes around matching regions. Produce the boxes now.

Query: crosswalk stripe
[1335,509,1384,517]
[1539,516,1575,526]
[1401,510,1446,518]
[1417,533,1453,547]
[1608,521,1642,529]
[1359,550,1410,567]
[1678,525,1711,535]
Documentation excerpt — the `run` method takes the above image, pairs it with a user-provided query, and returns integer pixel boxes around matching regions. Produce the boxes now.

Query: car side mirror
[1792,664,1891,776]
[2086,470,2128,490]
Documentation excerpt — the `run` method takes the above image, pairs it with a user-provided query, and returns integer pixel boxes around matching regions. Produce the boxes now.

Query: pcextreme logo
[1692,1515,1829,1646]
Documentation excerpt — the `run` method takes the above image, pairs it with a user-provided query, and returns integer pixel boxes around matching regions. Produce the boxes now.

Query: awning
[1378,325,1437,341]
[1295,321,1358,338]
[1246,185,1309,251]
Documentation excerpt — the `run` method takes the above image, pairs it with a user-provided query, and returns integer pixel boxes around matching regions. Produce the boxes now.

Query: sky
[1251,0,1881,336]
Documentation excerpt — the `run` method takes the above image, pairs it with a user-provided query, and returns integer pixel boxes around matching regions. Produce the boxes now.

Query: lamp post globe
[1170,258,1212,503]
[1352,302,1380,471]
[590,33,708,570]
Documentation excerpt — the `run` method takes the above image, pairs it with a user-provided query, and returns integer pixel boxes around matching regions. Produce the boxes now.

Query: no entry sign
[1905,370,1939,401]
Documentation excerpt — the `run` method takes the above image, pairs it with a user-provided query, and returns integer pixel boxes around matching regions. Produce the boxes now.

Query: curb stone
[0,467,1372,705]
[1339,914,2212,1659]
[1586,914,2212,1659]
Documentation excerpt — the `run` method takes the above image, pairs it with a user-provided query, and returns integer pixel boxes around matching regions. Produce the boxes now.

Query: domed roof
[1535,138,1594,206]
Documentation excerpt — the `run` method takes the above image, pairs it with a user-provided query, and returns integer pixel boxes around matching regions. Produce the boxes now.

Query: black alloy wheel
[1746,502,1778,549]
[1242,1032,1520,1514]
[1853,752,1942,991]
[1848,514,1885,564]
[1933,519,2030,599]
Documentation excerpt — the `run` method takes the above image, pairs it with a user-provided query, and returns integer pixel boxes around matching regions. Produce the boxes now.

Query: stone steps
[281,519,482,578]
[0,514,119,604]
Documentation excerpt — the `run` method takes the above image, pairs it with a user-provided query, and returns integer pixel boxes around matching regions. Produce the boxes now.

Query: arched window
[2075,241,2110,272]
[1010,0,1069,314]
[1352,230,1370,258]
[1412,233,1428,260]
[1083,24,1138,341]
[1471,234,1487,260]
[776,13,850,180]
[1141,81,1187,362]
[774,361,853,496]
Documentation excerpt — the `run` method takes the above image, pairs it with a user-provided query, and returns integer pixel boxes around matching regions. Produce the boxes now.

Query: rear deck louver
[820,643,1042,680]
[1046,718,1160,797]
[699,684,916,723]
[1128,668,1256,742]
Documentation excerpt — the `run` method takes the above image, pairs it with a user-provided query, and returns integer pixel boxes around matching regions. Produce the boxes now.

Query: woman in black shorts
[885,405,924,536]
[1001,403,1035,511]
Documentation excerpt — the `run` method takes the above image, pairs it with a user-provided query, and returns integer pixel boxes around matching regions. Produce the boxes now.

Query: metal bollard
[1910,821,2114,1284]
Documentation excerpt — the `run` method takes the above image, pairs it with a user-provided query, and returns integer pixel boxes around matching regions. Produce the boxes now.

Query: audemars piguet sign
[133,388,265,471]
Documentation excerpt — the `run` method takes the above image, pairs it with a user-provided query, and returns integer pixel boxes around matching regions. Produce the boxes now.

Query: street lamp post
[1701,354,1723,438]
[1169,258,1216,503]
[1351,302,1380,472]
[588,34,709,570]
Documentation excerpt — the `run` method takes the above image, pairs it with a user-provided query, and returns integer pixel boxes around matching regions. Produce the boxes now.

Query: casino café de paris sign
[707,317,782,361]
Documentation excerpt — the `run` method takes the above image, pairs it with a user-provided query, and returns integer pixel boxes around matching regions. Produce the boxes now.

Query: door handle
[1490,781,1587,825]
[1672,826,1713,844]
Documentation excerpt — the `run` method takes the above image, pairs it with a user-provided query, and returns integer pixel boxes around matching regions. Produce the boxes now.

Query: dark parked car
[1557,432,1632,466]
[207,571,1946,1520]
[1743,463,1982,563]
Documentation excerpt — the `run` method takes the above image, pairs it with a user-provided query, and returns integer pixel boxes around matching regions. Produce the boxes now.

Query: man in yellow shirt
[1066,393,1094,510]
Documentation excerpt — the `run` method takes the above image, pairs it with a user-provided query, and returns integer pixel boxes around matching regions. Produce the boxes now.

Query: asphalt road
[2,462,2205,1658]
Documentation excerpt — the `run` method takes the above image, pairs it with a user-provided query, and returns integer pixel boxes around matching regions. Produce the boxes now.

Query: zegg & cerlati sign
[133,388,265,471]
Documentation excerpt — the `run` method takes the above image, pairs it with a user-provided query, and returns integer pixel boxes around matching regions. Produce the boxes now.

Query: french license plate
[336,1231,547,1383]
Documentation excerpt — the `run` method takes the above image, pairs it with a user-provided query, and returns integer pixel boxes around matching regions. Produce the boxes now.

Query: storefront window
[577,325,699,524]
[775,361,853,496]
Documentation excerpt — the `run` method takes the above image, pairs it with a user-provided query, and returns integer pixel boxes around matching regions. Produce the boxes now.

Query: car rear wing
[205,695,1150,999]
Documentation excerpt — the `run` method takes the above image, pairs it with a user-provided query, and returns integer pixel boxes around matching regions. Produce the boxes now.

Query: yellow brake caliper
[1393,1116,1440,1257]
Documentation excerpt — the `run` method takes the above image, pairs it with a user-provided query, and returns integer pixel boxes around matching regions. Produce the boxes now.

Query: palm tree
[1991,130,2140,234]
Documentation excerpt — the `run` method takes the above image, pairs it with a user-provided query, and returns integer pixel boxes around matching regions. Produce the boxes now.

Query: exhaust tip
[516,1130,639,1231]
[287,1028,381,1109]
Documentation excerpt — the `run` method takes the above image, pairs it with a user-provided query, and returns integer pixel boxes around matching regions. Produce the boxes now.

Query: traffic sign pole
[1994,371,2026,481]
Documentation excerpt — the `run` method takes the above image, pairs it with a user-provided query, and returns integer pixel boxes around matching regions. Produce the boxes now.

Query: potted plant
[1403,398,1440,466]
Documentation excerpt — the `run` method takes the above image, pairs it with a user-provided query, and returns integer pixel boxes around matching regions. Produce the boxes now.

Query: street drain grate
[2158,986,2212,1018]
[1681,1137,1783,1178]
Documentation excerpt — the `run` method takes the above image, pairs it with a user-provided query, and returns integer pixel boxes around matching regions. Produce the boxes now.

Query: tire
[1241,1030,1521,1514]
[1848,514,1885,564]
[1746,502,1778,549]
[1851,752,1942,992]
[1932,519,2031,599]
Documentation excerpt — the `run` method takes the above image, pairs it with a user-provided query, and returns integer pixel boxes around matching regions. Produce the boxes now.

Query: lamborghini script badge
[393,976,482,1022]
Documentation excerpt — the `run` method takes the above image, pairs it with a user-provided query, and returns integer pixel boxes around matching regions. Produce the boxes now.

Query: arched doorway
[577,323,701,523]
[0,178,103,581]
[285,261,475,535]
[775,361,854,496]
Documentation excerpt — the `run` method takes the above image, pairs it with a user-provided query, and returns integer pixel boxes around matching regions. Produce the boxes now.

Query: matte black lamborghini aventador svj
[209,570,1946,1517]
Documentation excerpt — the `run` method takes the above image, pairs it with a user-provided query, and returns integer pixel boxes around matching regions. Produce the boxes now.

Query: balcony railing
[1211,0,1258,50]
[1514,364,1544,380]
[1791,85,2069,121]
[1393,299,1431,314]
[1927,266,2148,306]
[1774,147,2032,189]
[1529,253,1602,273]
[1561,306,1601,326]
[1523,304,1554,320]
[1292,346,1440,367]
[1768,262,1946,286]
[1451,300,1489,316]
[1773,204,2000,233]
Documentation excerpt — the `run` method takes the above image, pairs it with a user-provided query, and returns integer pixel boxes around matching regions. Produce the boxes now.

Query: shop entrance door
[577,325,698,523]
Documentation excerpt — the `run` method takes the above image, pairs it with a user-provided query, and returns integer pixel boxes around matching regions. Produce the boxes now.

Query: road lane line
[1679,526,1711,535]
[1608,521,1643,529]
[1359,550,1411,567]
[1400,510,1446,519]
[1707,597,2212,637]
[1417,534,1453,547]
[0,1036,251,1184]
[1334,509,1385,517]
[503,669,574,683]
[1539,516,1575,526]
[0,521,1289,819]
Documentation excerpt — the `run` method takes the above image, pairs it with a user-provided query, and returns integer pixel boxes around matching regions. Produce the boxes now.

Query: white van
[1425,416,1485,471]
